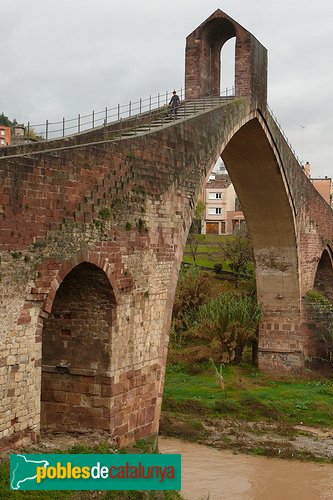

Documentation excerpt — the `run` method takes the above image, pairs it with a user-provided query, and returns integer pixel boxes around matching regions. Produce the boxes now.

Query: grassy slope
[183,234,228,269]
[163,363,333,428]
[183,234,248,271]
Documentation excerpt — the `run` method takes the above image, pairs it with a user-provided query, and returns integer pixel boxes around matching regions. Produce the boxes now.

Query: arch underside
[220,117,303,366]
[222,117,299,307]
[41,262,116,433]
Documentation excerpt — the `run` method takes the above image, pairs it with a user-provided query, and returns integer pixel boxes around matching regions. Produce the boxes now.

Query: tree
[218,225,254,275]
[187,233,200,265]
[24,126,43,141]
[0,113,13,127]
[186,201,206,264]
[190,201,205,234]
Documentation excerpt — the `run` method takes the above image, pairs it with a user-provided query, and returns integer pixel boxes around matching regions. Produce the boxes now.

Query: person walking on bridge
[169,90,180,117]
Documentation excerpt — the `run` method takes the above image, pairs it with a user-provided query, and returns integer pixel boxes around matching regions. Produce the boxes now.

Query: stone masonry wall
[0,99,247,449]
[1,91,333,448]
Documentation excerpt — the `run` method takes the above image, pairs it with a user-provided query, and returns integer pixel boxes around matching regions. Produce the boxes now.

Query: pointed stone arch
[220,114,301,370]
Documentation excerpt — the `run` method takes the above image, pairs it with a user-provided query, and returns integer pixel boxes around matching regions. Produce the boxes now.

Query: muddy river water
[159,437,333,500]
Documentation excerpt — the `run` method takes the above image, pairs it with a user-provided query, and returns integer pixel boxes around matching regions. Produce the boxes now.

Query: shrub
[98,207,112,220]
[214,263,223,274]
[169,266,260,365]
[217,226,254,275]
[183,293,261,364]
[170,267,222,345]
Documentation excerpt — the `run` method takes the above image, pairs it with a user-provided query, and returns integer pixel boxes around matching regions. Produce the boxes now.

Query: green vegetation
[163,251,333,461]
[191,293,260,362]
[182,254,216,268]
[217,226,253,275]
[32,240,47,249]
[170,266,258,364]
[183,230,253,275]
[186,204,206,264]
[24,127,43,142]
[163,363,333,428]
[0,113,17,127]
[98,207,112,220]
[10,252,22,260]
[136,218,147,232]
[189,201,205,235]
[187,234,225,243]
[183,234,225,268]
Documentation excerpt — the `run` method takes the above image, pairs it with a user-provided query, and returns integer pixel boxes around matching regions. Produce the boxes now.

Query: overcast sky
[2,0,332,177]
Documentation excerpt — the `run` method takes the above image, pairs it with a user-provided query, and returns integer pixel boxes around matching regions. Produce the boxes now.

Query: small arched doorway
[41,262,116,434]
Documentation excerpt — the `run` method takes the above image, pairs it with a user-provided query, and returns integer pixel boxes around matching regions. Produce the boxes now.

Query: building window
[220,221,226,234]
[208,192,222,200]
[0,140,5,145]
[208,207,222,215]
[0,130,5,136]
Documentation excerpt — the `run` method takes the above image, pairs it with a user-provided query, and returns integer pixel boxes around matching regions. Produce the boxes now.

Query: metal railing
[25,86,236,141]
[8,90,303,171]
[267,105,302,167]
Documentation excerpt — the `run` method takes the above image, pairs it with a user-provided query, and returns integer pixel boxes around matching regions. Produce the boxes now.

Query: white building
[202,160,245,235]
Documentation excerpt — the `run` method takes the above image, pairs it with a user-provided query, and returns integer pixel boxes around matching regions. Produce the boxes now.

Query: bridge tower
[185,9,267,108]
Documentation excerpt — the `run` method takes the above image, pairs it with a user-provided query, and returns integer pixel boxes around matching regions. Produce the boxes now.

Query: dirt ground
[159,413,333,462]
[21,430,119,453]
[4,418,333,464]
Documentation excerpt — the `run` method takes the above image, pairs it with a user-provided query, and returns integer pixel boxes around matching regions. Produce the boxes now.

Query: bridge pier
[258,318,305,373]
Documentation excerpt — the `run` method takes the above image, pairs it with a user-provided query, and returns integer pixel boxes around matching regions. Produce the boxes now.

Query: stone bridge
[1,9,332,449]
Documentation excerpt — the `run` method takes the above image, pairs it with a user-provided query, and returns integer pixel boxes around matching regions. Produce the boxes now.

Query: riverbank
[160,362,333,462]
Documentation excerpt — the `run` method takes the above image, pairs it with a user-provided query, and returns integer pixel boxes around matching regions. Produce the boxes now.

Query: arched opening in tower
[202,18,236,96]
[41,262,116,434]
[220,37,235,94]
[314,249,333,302]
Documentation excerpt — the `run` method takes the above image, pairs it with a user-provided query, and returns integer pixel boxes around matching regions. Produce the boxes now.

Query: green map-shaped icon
[11,454,49,490]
